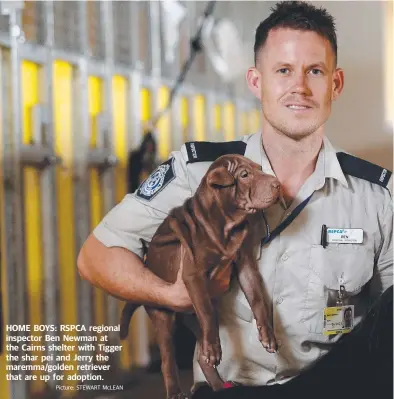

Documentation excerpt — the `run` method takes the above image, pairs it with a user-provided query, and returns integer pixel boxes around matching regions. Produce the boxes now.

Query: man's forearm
[77,235,173,308]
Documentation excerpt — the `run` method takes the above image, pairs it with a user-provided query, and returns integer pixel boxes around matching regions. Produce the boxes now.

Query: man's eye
[310,68,323,75]
[241,171,248,178]
[278,68,290,74]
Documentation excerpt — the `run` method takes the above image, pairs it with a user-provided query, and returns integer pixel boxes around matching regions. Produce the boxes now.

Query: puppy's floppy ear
[207,165,235,188]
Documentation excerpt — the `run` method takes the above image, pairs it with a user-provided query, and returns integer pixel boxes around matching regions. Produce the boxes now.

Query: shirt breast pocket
[302,245,374,334]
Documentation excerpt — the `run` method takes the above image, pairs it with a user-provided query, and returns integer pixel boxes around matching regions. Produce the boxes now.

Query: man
[78,0,392,394]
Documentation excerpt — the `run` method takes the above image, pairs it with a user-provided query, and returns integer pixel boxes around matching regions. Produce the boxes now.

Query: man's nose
[291,73,311,96]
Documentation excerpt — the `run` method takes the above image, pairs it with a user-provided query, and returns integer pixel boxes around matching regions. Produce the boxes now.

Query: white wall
[227,0,393,169]
[318,1,393,169]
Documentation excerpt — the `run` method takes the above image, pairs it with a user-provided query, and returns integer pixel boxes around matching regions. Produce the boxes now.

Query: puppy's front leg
[236,254,277,353]
[182,262,221,368]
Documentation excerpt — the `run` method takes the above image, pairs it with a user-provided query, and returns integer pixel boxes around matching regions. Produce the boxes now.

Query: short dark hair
[254,1,337,65]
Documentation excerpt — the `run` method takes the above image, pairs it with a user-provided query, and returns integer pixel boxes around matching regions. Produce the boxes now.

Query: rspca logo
[140,164,170,196]
[379,169,387,183]
[327,229,345,234]
[136,158,175,201]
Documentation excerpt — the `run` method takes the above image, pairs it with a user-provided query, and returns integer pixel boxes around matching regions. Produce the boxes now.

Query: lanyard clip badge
[337,274,346,306]
[336,284,346,306]
[320,224,327,248]
[323,280,354,335]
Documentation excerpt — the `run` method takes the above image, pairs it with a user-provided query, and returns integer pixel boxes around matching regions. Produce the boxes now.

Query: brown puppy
[120,154,281,398]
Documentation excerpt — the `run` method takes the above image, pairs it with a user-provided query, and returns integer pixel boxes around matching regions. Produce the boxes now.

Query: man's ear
[246,66,262,100]
[207,165,235,188]
[332,68,344,101]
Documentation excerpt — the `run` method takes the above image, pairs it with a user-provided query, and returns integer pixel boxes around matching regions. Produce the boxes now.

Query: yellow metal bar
[214,104,222,133]
[138,88,156,349]
[140,88,151,125]
[180,97,189,143]
[112,75,132,369]
[88,76,106,332]
[157,86,171,159]
[53,61,78,391]
[113,76,128,204]
[0,61,9,399]
[21,61,45,393]
[242,111,249,136]
[194,95,205,141]
[223,102,235,141]
[249,109,261,134]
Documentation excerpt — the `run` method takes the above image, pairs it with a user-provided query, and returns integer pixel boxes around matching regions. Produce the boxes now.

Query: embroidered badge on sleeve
[136,158,176,201]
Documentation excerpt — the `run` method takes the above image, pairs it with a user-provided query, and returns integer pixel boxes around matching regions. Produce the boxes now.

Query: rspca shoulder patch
[337,152,392,188]
[136,158,175,201]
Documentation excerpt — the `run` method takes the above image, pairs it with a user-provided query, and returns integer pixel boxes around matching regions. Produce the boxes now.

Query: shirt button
[281,254,289,262]
[276,297,283,304]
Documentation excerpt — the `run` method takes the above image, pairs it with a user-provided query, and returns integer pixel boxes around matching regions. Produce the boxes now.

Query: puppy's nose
[271,181,280,190]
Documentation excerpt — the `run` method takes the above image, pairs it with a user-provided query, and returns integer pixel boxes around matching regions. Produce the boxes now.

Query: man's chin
[286,131,315,141]
[264,113,325,140]
[277,124,319,140]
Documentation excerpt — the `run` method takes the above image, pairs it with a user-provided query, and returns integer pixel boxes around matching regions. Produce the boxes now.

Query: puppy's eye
[240,171,248,178]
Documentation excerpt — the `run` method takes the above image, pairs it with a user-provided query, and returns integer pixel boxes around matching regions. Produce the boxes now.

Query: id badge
[323,305,354,335]
[326,228,363,244]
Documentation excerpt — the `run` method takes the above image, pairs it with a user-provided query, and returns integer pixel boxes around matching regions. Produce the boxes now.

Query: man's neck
[262,127,324,203]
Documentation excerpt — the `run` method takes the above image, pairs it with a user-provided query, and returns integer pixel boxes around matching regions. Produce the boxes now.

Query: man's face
[246,28,344,140]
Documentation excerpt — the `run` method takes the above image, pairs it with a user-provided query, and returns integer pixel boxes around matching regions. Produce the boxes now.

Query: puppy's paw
[201,339,222,367]
[257,324,277,353]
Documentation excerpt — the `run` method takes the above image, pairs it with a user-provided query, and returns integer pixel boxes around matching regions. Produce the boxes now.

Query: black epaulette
[337,152,392,188]
[185,140,247,164]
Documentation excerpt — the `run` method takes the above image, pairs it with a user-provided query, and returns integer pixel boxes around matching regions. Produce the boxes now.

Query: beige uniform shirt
[93,132,393,386]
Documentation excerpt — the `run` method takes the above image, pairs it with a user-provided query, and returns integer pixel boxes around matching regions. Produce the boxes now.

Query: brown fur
[120,154,281,398]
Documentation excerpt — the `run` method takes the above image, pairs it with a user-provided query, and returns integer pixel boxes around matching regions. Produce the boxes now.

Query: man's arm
[77,234,191,312]
[77,148,194,312]
[370,188,393,300]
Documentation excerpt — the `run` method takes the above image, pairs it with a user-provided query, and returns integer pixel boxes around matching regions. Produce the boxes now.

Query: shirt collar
[244,132,275,176]
[243,133,349,188]
[323,136,349,188]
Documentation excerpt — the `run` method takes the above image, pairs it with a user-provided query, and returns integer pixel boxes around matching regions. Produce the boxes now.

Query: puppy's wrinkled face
[206,154,281,213]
